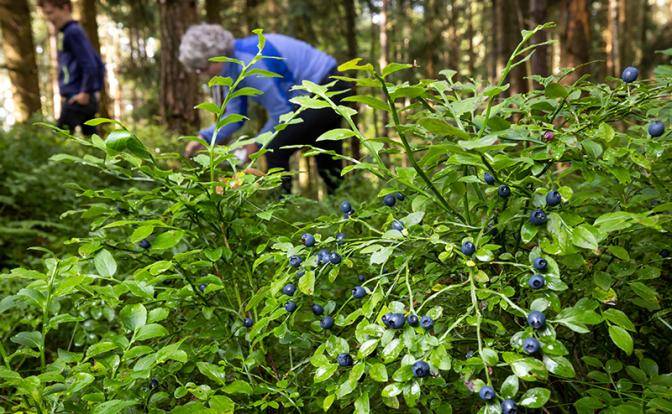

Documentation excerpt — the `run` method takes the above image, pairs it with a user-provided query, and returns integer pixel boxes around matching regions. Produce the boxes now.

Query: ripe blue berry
[139,239,151,249]
[407,314,419,326]
[199,284,206,293]
[311,303,324,315]
[661,249,670,258]
[395,192,405,201]
[383,194,396,207]
[385,313,405,329]
[340,200,353,214]
[358,274,366,282]
[337,353,353,367]
[343,209,355,219]
[412,361,430,378]
[420,315,434,329]
[282,283,296,296]
[391,220,404,231]
[527,311,546,329]
[297,269,305,277]
[529,209,548,225]
[498,185,511,198]
[523,337,541,354]
[501,399,517,414]
[336,232,346,244]
[484,172,495,185]
[289,255,302,267]
[528,274,546,289]
[243,317,254,328]
[479,385,495,401]
[301,233,316,247]
[621,66,639,83]
[352,286,366,298]
[320,316,334,329]
[381,314,389,324]
[284,301,297,312]
[329,252,342,264]
[546,190,562,207]
[648,121,665,138]
[149,378,159,389]
[318,249,330,264]
[461,241,476,256]
[533,257,547,271]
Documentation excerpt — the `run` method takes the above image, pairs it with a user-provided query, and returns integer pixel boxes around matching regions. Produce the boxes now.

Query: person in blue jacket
[179,24,351,194]
[39,0,105,136]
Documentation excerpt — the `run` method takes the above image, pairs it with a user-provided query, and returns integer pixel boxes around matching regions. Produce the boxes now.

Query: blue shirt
[200,34,337,144]
[58,21,105,98]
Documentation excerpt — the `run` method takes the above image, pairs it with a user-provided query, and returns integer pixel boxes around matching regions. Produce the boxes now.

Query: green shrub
[1,27,671,413]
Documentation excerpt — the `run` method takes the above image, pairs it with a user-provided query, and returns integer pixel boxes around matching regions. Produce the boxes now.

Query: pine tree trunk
[530,0,549,87]
[343,0,360,159]
[0,0,42,121]
[561,0,591,82]
[205,0,222,22]
[158,0,200,134]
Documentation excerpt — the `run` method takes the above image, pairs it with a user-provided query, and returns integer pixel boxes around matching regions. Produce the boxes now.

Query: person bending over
[179,24,351,194]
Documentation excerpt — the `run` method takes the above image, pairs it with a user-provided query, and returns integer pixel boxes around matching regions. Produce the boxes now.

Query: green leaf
[354,391,370,414]
[608,325,633,355]
[369,363,388,382]
[510,358,548,381]
[481,348,498,366]
[209,395,235,413]
[500,375,519,399]
[316,128,356,142]
[602,309,635,331]
[381,383,402,398]
[519,387,551,408]
[338,58,374,72]
[94,249,117,278]
[222,380,253,395]
[419,118,470,140]
[135,324,168,341]
[382,63,413,78]
[381,338,403,363]
[298,271,315,295]
[343,95,389,111]
[571,225,598,250]
[357,339,378,359]
[120,303,147,332]
[313,363,337,383]
[86,342,117,359]
[545,82,568,99]
[606,245,629,261]
[130,225,153,244]
[521,221,539,244]
[152,230,184,250]
[92,400,138,414]
[10,331,43,350]
[543,355,576,378]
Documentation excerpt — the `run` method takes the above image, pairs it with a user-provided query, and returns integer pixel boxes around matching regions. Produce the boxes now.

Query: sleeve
[199,93,248,145]
[65,28,99,93]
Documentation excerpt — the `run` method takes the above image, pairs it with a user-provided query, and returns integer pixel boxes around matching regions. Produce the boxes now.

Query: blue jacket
[58,21,105,98]
[200,34,337,144]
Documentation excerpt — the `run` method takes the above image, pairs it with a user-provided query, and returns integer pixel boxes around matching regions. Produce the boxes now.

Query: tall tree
[530,0,549,86]
[342,0,360,159]
[205,0,222,23]
[0,0,42,121]
[561,0,591,82]
[158,0,199,134]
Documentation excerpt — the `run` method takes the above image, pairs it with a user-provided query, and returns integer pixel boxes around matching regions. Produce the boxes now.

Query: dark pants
[266,70,353,194]
[57,94,99,136]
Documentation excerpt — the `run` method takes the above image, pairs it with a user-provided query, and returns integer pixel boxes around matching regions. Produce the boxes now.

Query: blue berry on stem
[352,286,366,298]
[282,283,296,296]
[199,284,206,293]
[340,200,352,214]
[407,314,419,326]
[318,249,330,264]
[285,301,297,312]
[329,252,342,265]
[383,194,396,207]
[336,232,346,244]
[528,274,546,289]
[420,315,434,329]
[385,313,405,329]
[243,317,254,328]
[484,172,495,185]
[546,190,562,207]
[301,233,315,247]
[621,66,639,83]
[412,361,430,378]
[337,353,353,367]
[358,274,366,282]
[533,257,547,271]
[648,121,665,138]
[320,316,334,329]
[501,399,517,414]
[479,385,495,401]
[289,255,302,267]
[311,303,324,315]
[530,209,548,225]
[523,337,541,354]
[395,192,405,201]
[149,378,159,389]
[391,220,404,232]
[139,239,151,249]
[461,241,476,256]
[498,185,511,198]
[527,311,546,329]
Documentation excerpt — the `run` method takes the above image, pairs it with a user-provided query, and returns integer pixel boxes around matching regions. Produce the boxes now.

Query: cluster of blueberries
[621,66,666,138]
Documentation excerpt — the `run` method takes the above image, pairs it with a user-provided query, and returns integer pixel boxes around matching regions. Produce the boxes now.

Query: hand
[68,92,90,105]
[184,140,205,158]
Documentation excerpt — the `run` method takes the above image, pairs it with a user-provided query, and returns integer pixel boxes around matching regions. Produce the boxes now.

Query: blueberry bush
[1,27,672,413]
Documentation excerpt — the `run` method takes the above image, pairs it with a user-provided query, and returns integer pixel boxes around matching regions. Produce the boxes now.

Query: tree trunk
[605,0,620,77]
[530,0,549,87]
[0,0,41,121]
[158,0,200,134]
[205,0,222,22]
[561,0,591,83]
[447,1,460,71]
[343,0,360,159]
[379,0,389,136]
[467,1,475,75]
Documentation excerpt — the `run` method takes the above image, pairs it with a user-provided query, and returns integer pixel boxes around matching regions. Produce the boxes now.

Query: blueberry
[461,241,476,256]
[527,310,546,329]
[320,316,334,329]
[297,269,305,277]
[621,66,639,83]
[661,249,670,258]
[533,257,548,271]
[318,249,330,264]
[311,303,324,315]
[336,232,346,244]
[498,185,511,198]
[329,252,342,264]
[543,131,554,141]
[523,337,540,354]
[149,378,159,389]
[479,385,495,401]
[412,360,430,378]
[284,301,297,312]
[501,399,517,414]
[282,283,296,296]
[529,209,548,225]
[289,255,302,267]
[301,233,316,247]
[383,194,396,207]
[385,313,405,329]
[648,121,665,138]
[528,274,546,289]
[343,209,355,219]
[352,286,366,298]
[243,317,254,328]
[340,200,353,214]
[407,314,419,326]
[465,350,475,358]
[546,190,562,207]
[139,239,151,249]
[358,274,366,282]
[420,315,434,330]
[395,192,405,201]
[391,220,404,231]
[199,283,206,293]
[381,314,389,324]
[484,172,495,185]
[337,353,353,367]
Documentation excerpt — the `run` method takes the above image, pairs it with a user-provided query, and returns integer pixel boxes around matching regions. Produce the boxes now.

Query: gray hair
[179,24,234,71]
